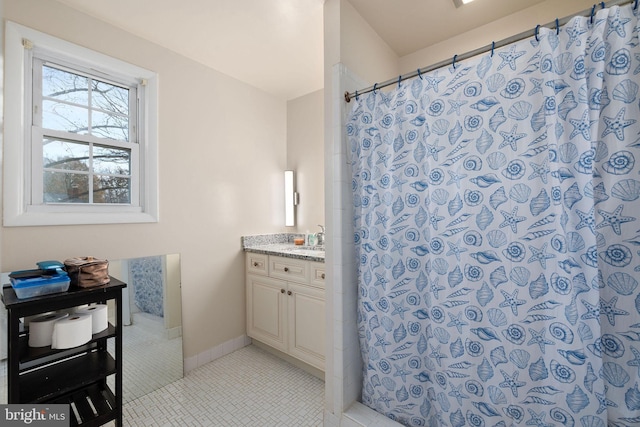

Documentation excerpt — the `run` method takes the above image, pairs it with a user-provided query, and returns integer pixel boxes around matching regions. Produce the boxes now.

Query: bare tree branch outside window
[40,64,133,204]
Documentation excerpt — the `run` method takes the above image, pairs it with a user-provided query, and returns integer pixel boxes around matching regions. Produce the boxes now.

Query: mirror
[108,254,184,403]
[0,253,183,404]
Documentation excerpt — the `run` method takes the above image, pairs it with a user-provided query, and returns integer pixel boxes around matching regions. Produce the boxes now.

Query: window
[36,59,137,206]
[4,21,158,226]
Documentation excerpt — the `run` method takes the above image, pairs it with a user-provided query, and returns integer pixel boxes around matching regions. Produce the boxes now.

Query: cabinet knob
[253,262,259,267]
[281,289,285,293]
[287,290,292,296]
[321,273,325,279]
[284,267,289,272]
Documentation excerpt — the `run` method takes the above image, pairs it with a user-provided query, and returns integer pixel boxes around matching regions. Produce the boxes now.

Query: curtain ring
[491,41,495,57]
[590,4,596,24]
[555,18,560,35]
[373,83,378,94]
[398,75,402,88]
[417,69,423,80]
[452,54,458,70]
[355,90,359,100]
[635,0,638,10]
[600,1,605,9]
[535,24,540,42]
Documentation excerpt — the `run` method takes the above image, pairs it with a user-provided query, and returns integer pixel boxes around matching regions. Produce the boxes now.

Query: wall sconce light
[285,170,299,226]
[453,0,475,7]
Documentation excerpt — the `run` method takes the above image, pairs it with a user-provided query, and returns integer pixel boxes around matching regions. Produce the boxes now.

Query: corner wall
[287,89,325,234]
[323,1,400,425]
[1,0,287,363]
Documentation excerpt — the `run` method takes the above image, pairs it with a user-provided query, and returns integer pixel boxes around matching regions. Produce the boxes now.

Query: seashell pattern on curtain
[347,4,640,426]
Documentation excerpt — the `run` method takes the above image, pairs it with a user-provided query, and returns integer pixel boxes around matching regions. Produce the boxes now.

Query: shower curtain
[347,4,640,426]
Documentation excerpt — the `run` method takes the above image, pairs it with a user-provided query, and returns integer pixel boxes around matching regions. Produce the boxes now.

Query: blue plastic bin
[10,270,70,299]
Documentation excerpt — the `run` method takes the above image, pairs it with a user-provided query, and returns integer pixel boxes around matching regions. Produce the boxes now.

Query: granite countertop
[242,233,325,263]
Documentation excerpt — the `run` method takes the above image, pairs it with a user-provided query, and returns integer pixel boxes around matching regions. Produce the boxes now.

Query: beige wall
[1,0,288,360]
[287,89,325,234]
[400,0,596,74]
[165,253,182,331]
[340,0,399,91]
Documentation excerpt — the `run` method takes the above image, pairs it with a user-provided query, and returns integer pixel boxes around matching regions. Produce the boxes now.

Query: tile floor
[1,314,324,426]
[110,312,184,403]
[113,344,325,426]
[0,311,183,406]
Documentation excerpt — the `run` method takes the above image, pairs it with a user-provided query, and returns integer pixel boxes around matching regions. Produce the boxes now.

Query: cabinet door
[287,283,325,370]
[246,274,287,352]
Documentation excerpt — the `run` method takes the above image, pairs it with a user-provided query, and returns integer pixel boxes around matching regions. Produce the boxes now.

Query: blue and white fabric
[129,256,164,317]
[347,4,640,426]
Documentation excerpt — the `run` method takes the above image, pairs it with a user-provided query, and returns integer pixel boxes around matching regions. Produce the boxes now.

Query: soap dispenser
[307,231,316,246]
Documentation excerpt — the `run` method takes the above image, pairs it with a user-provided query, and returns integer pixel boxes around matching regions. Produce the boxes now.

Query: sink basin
[289,245,325,251]
[279,245,325,258]
[247,243,325,258]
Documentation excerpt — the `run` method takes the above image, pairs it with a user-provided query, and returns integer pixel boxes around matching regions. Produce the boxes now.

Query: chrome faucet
[316,225,325,246]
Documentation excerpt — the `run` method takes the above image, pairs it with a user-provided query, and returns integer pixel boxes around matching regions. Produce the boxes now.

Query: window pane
[92,80,129,115]
[43,139,89,171]
[92,110,129,141]
[93,145,131,175]
[94,175,130,204]
[44,171,89,203]
[42,65,89,105]
[43,100,89,134]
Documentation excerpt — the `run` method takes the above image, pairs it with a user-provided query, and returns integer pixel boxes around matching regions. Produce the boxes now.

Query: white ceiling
[56,0,545,100]
[347,0,546,57]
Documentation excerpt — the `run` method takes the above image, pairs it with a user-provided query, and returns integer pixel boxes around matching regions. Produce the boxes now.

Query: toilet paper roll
[51,313,93,349]
[28,312,69,347]
[75,304,108,334]
[24,311,55,328]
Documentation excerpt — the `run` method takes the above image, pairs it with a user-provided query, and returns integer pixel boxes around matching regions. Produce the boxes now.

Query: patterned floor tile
[114,344,324,426]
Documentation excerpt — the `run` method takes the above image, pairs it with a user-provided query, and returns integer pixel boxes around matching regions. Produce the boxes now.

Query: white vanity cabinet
[246,253,325,371]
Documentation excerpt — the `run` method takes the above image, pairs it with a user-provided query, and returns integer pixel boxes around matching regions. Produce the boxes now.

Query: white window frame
[4,21,159,226]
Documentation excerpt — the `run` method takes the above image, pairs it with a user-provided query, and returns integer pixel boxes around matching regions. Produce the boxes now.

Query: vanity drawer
[309,262,326,289]
[246,253,269,276]
[269,256,309,284]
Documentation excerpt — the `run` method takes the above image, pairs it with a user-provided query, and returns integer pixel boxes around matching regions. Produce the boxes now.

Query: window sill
[3,210,158,227]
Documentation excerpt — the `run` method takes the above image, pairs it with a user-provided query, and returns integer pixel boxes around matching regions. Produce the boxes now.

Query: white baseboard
[183,334,251,373]
[167,325,182,340]
[251,339,324,380]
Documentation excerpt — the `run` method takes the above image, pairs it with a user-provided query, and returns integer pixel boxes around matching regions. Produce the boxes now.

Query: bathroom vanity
[243,237,325,372]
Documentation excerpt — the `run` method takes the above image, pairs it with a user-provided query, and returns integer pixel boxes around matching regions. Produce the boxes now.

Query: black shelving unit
[2,277,126,427]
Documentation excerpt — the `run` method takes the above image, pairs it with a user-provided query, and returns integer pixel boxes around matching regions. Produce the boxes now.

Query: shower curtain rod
[344,0,636,102]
